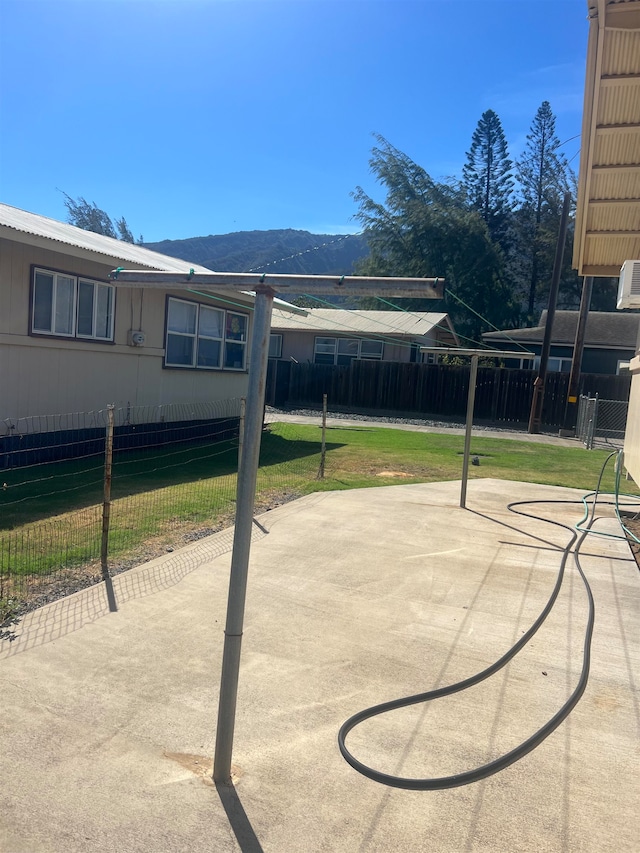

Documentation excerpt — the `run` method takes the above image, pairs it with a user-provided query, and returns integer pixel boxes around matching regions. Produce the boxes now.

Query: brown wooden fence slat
[279,362,631,427]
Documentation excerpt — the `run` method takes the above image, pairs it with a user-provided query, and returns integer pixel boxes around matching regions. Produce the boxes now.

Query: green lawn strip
[1,423,636,591]
[266,422,639,495]
[0,437,241,530]
[0,475,242,579]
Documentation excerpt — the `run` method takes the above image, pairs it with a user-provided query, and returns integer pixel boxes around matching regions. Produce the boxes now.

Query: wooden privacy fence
[266,360,632,428]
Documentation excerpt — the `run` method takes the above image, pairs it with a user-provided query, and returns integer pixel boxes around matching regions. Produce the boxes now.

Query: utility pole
[528,192,572,434]
[560,276,594,436]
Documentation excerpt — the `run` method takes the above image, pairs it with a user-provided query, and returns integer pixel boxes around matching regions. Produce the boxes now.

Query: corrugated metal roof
[574,0,640,277]
[0,203,306,312]
[271,307,457,340]
[0,203,213,273]
[483,310,640,348]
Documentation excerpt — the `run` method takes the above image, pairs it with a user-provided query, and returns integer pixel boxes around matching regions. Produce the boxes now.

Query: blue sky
[0,0,588,243]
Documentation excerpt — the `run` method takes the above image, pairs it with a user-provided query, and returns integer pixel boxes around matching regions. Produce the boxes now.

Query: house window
[359,339,384,360]
[314,336,384,365]
[337,338,359,365]
[31,268,115,341]
[165,298,248,370]
[269,334,283,358]
[314,337,337,364]
[533,356,572,373]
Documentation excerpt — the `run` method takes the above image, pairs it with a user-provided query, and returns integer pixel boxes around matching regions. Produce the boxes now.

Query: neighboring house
[0,203,286,427]
[482,310,640,375]
[269,308,459,365]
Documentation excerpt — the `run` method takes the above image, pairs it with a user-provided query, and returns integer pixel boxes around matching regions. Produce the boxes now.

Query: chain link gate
[576,394,628,449]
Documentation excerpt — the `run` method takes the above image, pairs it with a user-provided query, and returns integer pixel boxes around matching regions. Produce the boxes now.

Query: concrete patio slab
[1,479,638,853]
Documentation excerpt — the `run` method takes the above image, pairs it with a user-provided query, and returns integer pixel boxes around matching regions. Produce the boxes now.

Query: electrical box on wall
[617,261,640,309]
[128,330,146,347]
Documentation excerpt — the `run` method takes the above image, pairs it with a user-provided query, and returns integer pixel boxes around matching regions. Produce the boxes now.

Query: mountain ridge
[144,228,369,276]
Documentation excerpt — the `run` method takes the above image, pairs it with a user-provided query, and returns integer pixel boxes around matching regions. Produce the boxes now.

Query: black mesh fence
[0,399,324,627]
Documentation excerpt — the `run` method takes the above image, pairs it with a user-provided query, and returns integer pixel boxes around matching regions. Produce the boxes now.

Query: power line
[445,291,533,353]
[248,232,364,273]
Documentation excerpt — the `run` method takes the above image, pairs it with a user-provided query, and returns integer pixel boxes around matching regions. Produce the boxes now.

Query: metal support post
[318,394,327,479]
[460,355,478,509]
[238,397,246,471]
[214,287,275,784]
[101,404,118,612]
[588,394,599,450]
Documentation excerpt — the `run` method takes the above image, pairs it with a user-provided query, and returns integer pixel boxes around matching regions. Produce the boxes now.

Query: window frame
[164,296,249,371]
[358,338,384,360]
[30,266,115,343]
[533,355,572,373]
[269,334,283,359]
[313,336,384,365]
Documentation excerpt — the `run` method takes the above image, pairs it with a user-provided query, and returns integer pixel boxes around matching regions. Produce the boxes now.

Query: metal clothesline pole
[420,348,536,510]
[460,355,479,509]
[214,286,275,784]
[110,269,445,786]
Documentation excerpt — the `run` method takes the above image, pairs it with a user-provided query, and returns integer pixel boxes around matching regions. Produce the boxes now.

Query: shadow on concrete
[215,781,264,853]
[0,524,266,661]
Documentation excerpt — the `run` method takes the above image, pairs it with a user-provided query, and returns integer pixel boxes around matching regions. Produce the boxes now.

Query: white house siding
[278,330,314,364]
[624,355,640,487]
[0,238,251,423]
[275,330,419,364]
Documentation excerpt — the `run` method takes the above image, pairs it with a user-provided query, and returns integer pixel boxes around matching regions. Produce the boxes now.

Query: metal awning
[573,0,640,277]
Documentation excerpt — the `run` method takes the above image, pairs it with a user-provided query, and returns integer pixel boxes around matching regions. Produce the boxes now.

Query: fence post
[589,394,599,450]
[101,405,118,612]
[460,355,479,509]
[318,394,327,479]
[576,395,584,442]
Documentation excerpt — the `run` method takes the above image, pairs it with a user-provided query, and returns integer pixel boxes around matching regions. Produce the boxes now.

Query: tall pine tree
[515,101,574,321]
[353,135,519,343]
[462,110,514,247]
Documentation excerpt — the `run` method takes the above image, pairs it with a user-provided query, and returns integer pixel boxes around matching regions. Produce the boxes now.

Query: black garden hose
[337,464,628,790]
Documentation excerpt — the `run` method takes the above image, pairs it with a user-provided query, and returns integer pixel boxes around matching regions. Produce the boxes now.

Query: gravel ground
[0,487,303,639]
[265,405,534,434]
[624,515,640,570]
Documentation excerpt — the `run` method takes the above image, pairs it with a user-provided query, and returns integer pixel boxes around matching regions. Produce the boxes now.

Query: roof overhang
[573,0,640,277]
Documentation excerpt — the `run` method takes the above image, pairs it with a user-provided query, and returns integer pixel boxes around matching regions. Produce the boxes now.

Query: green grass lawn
[287,423,636,496]
[1,422,636,603]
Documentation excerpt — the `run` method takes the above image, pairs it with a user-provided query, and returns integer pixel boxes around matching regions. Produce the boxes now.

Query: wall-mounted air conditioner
[617,260,640,309]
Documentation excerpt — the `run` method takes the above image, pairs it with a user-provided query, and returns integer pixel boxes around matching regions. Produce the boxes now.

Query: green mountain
[144,229,369,276]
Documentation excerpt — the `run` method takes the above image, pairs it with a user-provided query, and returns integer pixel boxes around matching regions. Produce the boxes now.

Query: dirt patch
[624,515,640,570]
[376,471,413,478]
[163,752,243,787]
[163,752,215,786]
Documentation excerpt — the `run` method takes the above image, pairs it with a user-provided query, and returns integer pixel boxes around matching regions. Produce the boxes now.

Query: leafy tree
[462,110,514,246]
[114,216,135,243]
[514,101,575,320]
[352,135,520,344]
[62,192,140,243]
